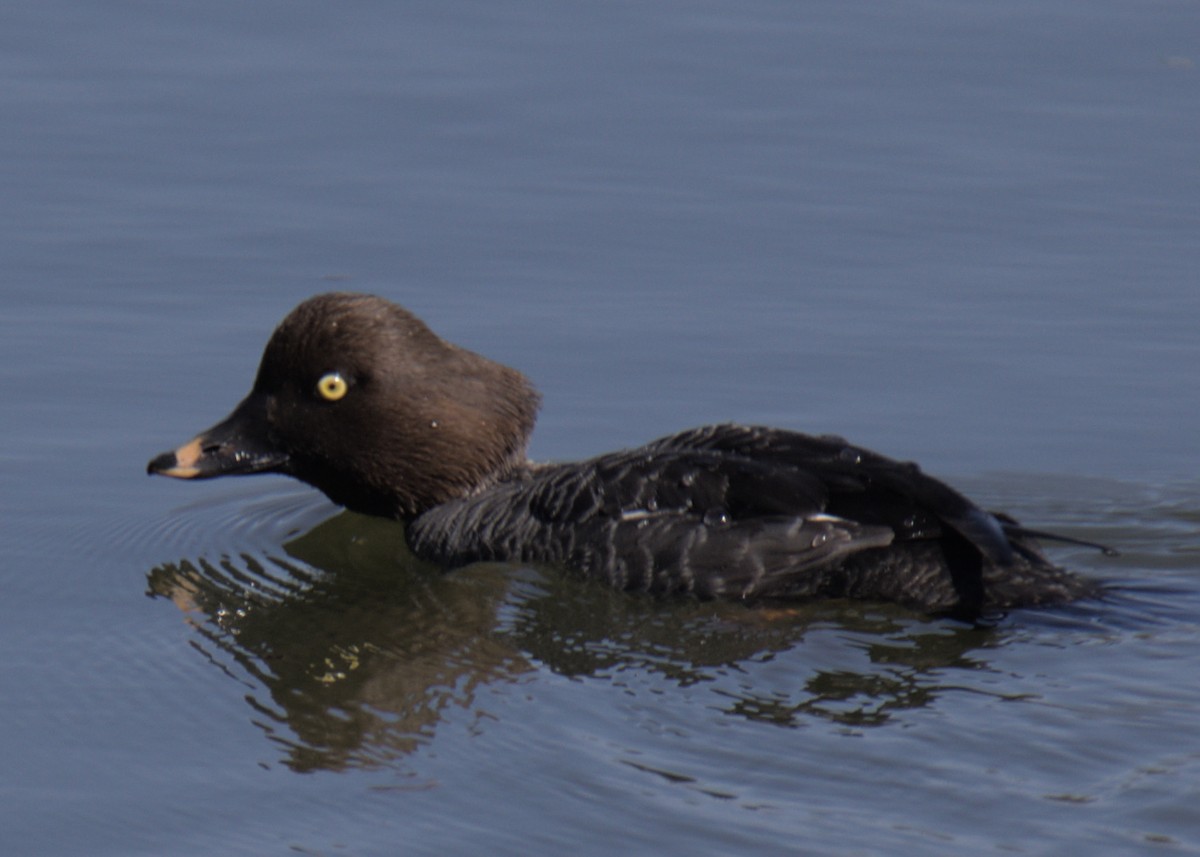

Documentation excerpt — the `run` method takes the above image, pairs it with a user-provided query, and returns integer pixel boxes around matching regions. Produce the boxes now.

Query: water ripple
[114,485,338,564]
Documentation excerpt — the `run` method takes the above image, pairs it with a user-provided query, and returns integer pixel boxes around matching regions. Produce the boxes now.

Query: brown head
[148,293,541,518]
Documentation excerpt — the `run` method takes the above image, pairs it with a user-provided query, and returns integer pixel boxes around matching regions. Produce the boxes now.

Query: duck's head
[148,293,541,518]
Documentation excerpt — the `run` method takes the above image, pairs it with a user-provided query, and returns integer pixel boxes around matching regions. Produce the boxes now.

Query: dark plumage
[148,293,1108,616]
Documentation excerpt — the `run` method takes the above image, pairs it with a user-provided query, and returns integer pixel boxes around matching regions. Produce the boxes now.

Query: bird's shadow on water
[144,509,1142,774]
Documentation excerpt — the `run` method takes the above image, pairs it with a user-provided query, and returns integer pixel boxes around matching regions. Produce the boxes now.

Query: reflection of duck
[149,293,1109,616]
[147,509,1015,771]
[147,512,530,772]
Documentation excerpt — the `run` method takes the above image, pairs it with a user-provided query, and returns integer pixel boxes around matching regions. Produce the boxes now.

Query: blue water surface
[2,1,1199,854]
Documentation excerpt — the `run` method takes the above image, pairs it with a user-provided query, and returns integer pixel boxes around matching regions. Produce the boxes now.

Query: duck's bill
[147,398,288,480]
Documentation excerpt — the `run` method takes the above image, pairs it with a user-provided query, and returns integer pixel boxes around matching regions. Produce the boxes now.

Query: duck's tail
[993,513,1120,557]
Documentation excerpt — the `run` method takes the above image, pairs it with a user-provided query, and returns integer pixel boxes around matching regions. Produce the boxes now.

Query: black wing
[646,425,1017,564]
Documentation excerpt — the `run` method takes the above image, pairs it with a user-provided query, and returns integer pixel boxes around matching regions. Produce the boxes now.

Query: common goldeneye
[148,293,1108,615]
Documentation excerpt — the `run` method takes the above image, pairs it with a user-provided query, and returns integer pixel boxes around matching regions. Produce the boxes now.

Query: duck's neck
[369,353,542,518]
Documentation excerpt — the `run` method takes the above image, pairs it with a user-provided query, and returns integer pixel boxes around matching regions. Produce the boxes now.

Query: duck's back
[406,424,1097,614]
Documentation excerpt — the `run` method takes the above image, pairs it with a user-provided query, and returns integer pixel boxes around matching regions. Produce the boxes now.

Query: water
[3,1,1199,854]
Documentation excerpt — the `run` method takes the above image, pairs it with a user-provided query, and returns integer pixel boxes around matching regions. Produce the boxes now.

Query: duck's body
[407,424,1095,612]
[149,293,1104,616]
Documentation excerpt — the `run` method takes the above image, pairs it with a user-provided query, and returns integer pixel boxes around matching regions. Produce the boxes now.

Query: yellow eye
[316,372,348,402]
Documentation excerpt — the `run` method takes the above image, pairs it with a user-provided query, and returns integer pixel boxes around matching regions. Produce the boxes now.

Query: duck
[148,292,1109,616]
